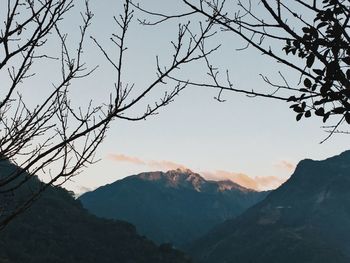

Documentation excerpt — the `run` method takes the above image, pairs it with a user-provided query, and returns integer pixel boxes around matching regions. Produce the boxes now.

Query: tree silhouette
[133,0,350,141]
[0,0,216,228]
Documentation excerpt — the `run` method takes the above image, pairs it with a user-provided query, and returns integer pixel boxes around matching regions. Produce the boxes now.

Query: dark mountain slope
[0,162,191,263]
[188,151,350,263]
[79,169,268,246]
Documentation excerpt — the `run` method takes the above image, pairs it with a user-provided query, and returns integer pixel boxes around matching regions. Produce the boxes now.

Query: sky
[8,0,350,194]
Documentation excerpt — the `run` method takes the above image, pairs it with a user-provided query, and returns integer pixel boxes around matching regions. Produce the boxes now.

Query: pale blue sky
[26,0,349,193]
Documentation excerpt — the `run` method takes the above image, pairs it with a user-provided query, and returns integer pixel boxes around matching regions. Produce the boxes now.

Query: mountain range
[2,150,350,263]
[79,168,268,246]
[0,161,191,263]
[188,150,350,263]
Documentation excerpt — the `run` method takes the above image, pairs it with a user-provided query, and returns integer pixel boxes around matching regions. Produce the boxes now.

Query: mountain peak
[136,170,206,191]
[172,167,194,174]
[134,169,256,193]
[80,169,268,247]
[287,149,350,185]
[188,150,350,263]
[216,179,252,192]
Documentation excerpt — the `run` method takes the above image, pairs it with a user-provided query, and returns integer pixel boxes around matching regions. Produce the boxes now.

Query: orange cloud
[108,153,187,171]
[275,160,295,172]
[202,170,287,191]
[108,153,288,191]
[148,160,187,171]
[108,154,146,165]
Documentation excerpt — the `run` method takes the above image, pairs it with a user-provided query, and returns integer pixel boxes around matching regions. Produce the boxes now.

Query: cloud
[275,160,295,172]
[148,160,188,171]
[108,154,146,165]
[202,170,287,191]
[72,185,94,197]
[108,153,288,191]
[108,153,187,171]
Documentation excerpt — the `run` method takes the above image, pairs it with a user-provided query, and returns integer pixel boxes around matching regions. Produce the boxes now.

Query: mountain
[188,151,350,263]
[0,162,192,263]
[79,168,268,247]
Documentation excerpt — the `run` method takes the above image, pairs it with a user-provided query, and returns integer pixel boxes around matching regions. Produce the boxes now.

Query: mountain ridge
[79,169,268,247]
[128,169,255,192]
[0,161,192,263]
[188,150,350,263]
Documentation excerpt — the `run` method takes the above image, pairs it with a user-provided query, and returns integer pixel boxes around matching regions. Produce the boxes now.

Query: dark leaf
[315,108,325,116]
[293,40,300,48]
[307,54,315,68]
[345,113,350,124]
[302,27,310,33]
[317,21,328,29]
[314,100,324,106]
[323,112,330,123]
[305,110,311,118]
[304,78,312,88]
[296,113,303,121]
[293,106,304,113]
[333,107,345,114]
[313,69,324,76]
[310,27,318,38]
[287,96,297,102]
[320,83,330,96]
